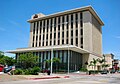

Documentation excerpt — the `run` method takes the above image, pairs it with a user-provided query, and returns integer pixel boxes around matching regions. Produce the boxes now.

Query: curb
[29,76,69,80]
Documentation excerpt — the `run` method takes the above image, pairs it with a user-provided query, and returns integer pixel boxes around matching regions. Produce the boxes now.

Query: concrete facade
[8,6,104,71]
[104,54,114,70]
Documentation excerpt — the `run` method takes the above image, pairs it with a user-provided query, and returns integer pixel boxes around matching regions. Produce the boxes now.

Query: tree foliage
[0,51,16,66]
[18,53,38,69]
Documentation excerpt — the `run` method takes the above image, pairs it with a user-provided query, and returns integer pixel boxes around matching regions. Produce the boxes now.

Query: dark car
[100,70,108,74]
[4,66,12,73]
[110,69,116,73]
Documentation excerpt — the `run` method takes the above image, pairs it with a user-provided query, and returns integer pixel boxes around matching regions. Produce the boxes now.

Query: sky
[0,0,120,59]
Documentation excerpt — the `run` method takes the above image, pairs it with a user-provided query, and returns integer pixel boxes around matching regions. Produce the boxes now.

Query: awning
[7,45,90,54]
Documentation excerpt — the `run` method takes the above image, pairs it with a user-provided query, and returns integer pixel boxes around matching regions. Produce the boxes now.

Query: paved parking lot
[1,73,120,84]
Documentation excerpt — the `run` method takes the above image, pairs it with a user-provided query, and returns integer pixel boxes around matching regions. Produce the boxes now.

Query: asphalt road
[1,74,120,84]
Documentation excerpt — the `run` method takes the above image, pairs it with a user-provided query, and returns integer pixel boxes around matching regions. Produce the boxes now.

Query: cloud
[8,20,22,27]
[0,27,6,32]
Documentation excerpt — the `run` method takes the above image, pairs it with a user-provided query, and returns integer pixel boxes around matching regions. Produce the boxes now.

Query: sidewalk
[0,73,69,82]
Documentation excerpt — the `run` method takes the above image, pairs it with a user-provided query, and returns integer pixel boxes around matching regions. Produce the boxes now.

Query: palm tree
[89,61,94,70]
[89,58,98,74]
[97,58,106,70]
[52,57,60,72]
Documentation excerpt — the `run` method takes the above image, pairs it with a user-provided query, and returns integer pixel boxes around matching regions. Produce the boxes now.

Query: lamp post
[51,48,53,74]
[68,44,70,74]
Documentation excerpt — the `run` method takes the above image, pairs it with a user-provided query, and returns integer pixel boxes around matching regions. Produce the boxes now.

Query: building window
[76,38,78,46]
[46,34,48,39]
[58,40,60,45]
[62,32,64,38]
[36,36,38,42]
[32,43,34,47]
[50,33,52,39]
[71,38,73,45]
[33,35,35,41]
[36,42,37,47]
[80,12,83,27]
[71,21,73,29]
[46,41,48,46]
[66,39,68,44]
[39,35,41,41]
[43,20,45,27]
[54,33,56,38]
[81,28,83,35]
[58,25,60,31]
[58,32,60,38]
[62,16,64,30]
[50,41,52,45]
[54,17,56,25]
[71,14,73,21]
[62,39,64,44]
[54,40,56,45]
[58,17,60,24]
[47,20,49,32]
[36,21,39,34]
[39,42,41,46]
[66,15,69,30]
[76,29,78,37]
[33,22,35,34]
[81,37,83,44]
[71,30,73,37]
[75,13,78,21]
[67,31,68,37]
[50,19,52,32]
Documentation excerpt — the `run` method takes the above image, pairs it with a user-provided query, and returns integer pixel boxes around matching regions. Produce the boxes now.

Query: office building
[8,6,104,72]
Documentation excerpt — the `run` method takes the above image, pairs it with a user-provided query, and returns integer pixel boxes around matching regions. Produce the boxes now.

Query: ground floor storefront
[16,50,83,72]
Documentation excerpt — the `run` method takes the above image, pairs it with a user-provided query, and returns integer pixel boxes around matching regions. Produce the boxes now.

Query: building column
[29,23,34,47]
[34,22,37,47]
[37,21,40,47]
[60,16,62,45]
[48,19,51,46]
[64,15,67,44]
[78,12,81,48]
[41,20,44,46]
[56,17,58,45]
[52,18,54,46]
[73,13,76,46]
[68,14,71,45]
[44,20,47,46]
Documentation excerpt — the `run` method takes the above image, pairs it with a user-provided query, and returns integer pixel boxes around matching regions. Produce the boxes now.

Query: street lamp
[68,44,70,74]
[51,48,53,74]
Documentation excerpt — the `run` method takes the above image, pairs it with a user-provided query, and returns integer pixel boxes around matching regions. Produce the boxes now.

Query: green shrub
[80,67,88,72]
[11,67,41,75]
[89,70,99,74]
[12,69,24,75]
[24,69,31,75]
[31,67,40,75]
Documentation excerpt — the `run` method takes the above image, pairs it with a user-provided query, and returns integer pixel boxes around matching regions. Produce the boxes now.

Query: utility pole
[51,48,53,74]
[68,44,70,74]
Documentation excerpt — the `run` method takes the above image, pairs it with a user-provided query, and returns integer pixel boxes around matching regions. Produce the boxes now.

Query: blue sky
[0,0,120,59]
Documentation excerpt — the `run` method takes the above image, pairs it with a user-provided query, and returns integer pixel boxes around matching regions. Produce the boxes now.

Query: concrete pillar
[73,13,76,46]
[41,20,44,46]
[64,15,67,44]
[68,14,71,45]
[48,19,51,46]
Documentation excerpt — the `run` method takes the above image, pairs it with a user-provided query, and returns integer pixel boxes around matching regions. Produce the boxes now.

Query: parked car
[100,70,108,74]
[110,69,116,73]
[4,66,12,73]
[117,70,120,73]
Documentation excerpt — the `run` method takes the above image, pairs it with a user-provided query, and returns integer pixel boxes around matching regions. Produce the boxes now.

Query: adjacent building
[104,54,114,70]
[8,6,104,72]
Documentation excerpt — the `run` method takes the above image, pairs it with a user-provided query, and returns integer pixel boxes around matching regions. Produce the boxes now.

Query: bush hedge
[11,67,41,75]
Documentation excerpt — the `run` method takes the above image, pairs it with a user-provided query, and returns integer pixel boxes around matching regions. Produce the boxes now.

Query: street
[1,73,120,84]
